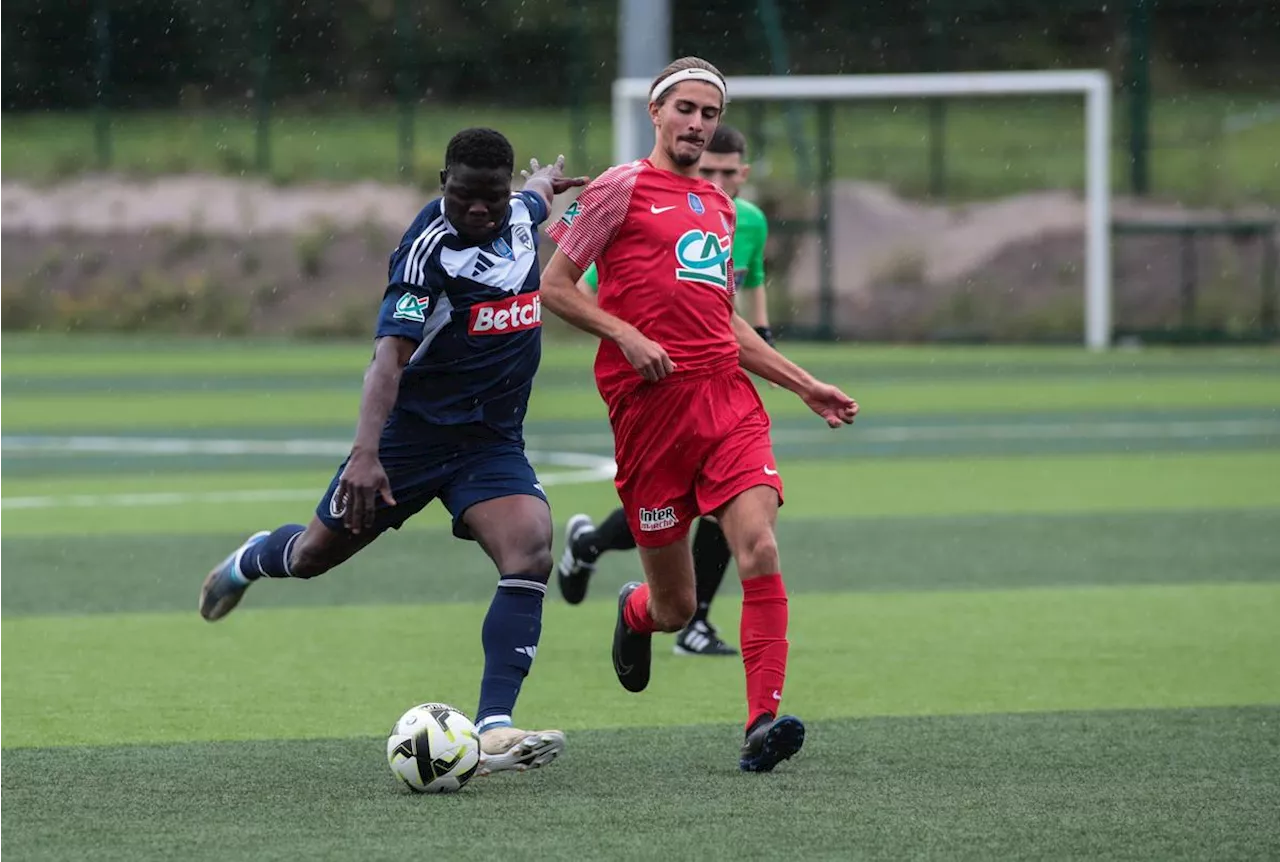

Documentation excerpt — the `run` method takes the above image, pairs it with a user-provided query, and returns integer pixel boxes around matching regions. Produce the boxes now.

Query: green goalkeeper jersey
[581,196,768,291]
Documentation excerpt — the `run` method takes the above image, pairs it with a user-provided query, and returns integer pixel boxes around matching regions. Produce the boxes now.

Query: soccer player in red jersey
[541,57,858,771]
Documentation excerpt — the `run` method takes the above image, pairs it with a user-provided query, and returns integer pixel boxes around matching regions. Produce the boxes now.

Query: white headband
[650,68,727,104]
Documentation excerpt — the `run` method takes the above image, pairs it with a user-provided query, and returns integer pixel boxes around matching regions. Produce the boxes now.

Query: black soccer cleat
[612,581,651,693]
[673,619,739,656]
[556,513,596,605]
[739,714,805,773]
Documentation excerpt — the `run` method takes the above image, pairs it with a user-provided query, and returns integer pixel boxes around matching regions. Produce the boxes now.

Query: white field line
[1,438,615,511]
[6,418,1276,461]
[533,418,1280,449]
[4,418,1276,510]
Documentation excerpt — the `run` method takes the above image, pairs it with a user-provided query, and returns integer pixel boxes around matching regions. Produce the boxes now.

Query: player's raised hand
[800,380,858,428]
[522,155,589,195]
[337,450,397,534]
[617,328,676,382]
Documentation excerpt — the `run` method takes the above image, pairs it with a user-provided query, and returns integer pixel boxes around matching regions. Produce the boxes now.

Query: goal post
[611,71,1113,350]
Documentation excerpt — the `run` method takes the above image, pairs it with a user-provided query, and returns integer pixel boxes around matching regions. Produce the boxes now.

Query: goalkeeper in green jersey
[556,124,774,657]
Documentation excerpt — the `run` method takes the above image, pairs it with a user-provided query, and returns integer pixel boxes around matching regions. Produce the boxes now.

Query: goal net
[611,72,1113,349]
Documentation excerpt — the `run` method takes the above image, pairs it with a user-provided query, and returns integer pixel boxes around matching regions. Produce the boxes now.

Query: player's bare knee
[495,530,553,579]
[735,528,780,577]
[517,543,554,580]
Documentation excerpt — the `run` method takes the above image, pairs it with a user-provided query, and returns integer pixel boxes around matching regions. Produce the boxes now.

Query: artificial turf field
[2,335,1279,860]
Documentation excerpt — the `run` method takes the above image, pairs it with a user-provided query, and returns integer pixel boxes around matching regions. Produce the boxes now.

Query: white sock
[477,714,513,734]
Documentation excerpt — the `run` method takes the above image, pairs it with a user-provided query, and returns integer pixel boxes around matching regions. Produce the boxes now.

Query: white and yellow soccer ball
[386,703,482,793]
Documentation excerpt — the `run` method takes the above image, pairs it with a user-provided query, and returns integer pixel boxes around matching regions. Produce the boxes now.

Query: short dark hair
[444,127,514,173]
[707,124,747,156]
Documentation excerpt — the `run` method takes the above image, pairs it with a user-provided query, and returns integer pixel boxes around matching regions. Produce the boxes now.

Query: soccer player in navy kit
[198,128,586,777]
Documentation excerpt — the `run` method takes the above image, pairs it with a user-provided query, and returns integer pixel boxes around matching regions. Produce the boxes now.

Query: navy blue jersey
[376,189,549,439]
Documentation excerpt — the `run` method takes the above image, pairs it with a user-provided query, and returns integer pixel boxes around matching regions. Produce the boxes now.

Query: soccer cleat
[475,726,565,777]
[673,619,739,656]
[612,581,652,693]
[556,513,597,605]
[198,530,269,622]
[739,714,806,773]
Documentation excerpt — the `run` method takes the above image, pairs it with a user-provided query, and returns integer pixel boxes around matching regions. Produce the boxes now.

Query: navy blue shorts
[316,410,547,541]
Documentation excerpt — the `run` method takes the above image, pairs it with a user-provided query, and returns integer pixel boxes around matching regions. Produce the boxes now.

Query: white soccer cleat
[475,726,565,777]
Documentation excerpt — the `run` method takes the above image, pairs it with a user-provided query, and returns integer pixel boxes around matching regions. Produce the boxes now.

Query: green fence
[4,0,1278,201]
[5,0,1279,344]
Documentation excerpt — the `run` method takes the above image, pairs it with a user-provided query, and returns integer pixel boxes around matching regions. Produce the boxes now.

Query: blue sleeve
[387,203,445,287]
[378,212,446,342]
[517,189,550,226]
[376,282,441,343]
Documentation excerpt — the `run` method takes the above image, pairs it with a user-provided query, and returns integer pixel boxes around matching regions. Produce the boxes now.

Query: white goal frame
[612,71,1113,350]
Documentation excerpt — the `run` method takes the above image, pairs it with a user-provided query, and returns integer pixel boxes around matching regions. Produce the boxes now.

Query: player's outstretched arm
[732,314,858,428]
[520,155,588,210]
[542,250,675,382]
[338,335,416,533]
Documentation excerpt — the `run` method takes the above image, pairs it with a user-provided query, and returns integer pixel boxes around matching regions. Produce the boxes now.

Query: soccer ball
[386,703,482,793]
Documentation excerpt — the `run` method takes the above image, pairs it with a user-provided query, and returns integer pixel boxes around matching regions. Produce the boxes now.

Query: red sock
[740,573,789,730]
[622,582,658,634]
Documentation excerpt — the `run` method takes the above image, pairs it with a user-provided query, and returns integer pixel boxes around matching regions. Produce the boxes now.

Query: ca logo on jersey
[674,229,731,289]
[559,201,581,226]
[393,293,430,323]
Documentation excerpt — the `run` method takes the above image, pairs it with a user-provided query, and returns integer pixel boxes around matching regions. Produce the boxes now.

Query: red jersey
[546,159,738,407]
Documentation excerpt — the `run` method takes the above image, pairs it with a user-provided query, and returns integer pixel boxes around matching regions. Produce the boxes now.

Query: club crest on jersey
[674,229,731,289]
[687,192,705,215]
[514,225,533,251]
[491,236,515,261]
[392,292,430,323]
[559,200,581,226]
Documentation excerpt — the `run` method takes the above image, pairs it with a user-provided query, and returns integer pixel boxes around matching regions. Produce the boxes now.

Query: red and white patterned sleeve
[716,187,738,293]
[546,162,641,271]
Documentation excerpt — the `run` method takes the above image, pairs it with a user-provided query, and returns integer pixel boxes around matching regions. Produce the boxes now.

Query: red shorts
[609,368,783,548]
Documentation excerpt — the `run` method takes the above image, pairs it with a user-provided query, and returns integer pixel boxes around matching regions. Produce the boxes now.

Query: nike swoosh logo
[613,642,633,675]
[615,655,633,674]
[650,204,676,214]
[763,465,779,476]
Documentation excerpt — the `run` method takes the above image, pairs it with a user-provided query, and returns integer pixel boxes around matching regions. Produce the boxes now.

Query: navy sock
[239,524,305,580]
[575,507,636,562]
[476,575,547,732]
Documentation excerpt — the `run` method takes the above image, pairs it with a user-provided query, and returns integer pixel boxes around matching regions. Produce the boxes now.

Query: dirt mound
[777,181,1276,338]
[3,175,1275,339]
[2,175,425,236]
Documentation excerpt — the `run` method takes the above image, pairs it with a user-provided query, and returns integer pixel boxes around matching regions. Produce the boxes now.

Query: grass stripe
[6,375,1280,431]
[5,509,1278,617]
[4,450,1278,537]
[3,708,1278,861]
[6,335,1279,372]
[5,414,1278,481]
[4,584,1277,749]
